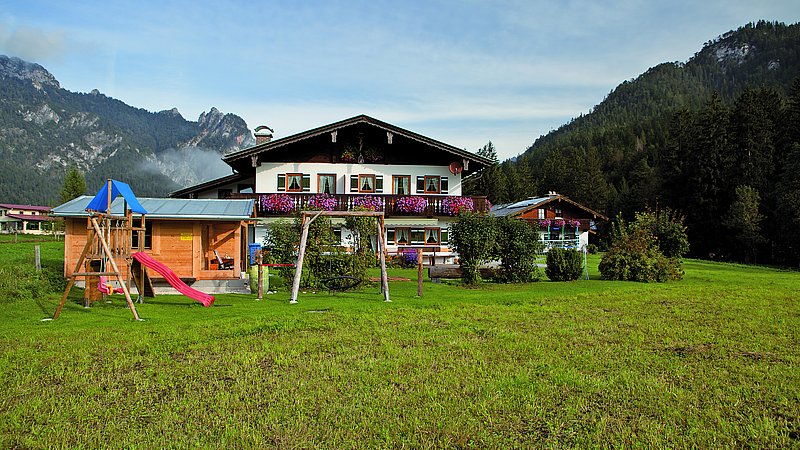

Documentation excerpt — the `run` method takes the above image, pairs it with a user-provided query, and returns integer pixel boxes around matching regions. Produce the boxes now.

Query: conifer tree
[60,166,86,204]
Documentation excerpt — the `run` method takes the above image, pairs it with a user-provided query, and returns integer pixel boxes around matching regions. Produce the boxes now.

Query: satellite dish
[449,161,463,175]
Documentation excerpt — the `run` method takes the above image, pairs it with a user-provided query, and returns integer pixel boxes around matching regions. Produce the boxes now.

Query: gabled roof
[52,196,254,220]
[491,195,608,220]
[223,114,493,168]
[169,172,251,198]
[0,203,51,212]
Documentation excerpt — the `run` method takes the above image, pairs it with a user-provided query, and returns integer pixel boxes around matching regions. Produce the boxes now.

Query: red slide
[131,252,215,307]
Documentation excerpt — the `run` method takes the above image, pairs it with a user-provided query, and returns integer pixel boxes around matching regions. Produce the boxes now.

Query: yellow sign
[180,232,193,241]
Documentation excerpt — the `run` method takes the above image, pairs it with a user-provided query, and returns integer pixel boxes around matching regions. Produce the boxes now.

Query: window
[287,173,303,192]
[350,174,383,193]
[218,189,232,199]
[394,227,410,245]
[25,221,40,231]
[393,175,411,195]
[424,228,440,244]
[424,176,440,194]
[278,173,310,192]
[318,174,336,194]
[416,175,448,194]
[411,229,425,245]
[555,207,562,217]
[131,221,153,250]
[538,208,545,219]
[359,174,375,193]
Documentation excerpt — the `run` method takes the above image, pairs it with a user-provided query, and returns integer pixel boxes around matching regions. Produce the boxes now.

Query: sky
[0,1,797,160]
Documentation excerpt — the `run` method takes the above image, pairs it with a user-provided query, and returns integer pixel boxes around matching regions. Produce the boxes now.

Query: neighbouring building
[0,203,53,235]
[491,192,607,251]
[171,115,493,265]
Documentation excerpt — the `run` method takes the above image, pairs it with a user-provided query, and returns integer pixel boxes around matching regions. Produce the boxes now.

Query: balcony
[229,193,489,218]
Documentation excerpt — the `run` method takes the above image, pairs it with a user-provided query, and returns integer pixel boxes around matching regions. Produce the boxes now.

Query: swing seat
[97,276,125,295]
[321,276,362,291]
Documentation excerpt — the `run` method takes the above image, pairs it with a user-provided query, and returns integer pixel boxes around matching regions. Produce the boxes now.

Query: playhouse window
[131,221,153,250]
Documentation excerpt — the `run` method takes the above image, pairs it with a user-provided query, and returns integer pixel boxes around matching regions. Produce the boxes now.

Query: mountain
[0,55,255,204]
[468,21,800,264]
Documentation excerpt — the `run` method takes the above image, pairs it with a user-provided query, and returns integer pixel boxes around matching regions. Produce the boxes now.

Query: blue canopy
[85,180,147,214]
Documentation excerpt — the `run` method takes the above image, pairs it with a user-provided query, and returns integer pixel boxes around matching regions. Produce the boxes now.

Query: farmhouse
[171,115,493,264]
[491,192,607,250]
[0,203,53,234]
[51,195,254,288]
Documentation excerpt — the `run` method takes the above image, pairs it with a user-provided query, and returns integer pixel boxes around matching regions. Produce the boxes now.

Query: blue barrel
[248,243,262,265]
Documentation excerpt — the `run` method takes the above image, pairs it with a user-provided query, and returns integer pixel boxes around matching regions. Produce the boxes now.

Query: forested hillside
[0,55,254,204]
[466,21,800,264]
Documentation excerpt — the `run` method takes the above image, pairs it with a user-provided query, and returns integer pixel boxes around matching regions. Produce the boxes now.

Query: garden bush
[545,248,584,281]
[448,212,499,284]
[497,217,543,282]
[599,212,685,282]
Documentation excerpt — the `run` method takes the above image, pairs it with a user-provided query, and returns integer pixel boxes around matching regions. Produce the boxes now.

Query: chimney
[254,125,274,145]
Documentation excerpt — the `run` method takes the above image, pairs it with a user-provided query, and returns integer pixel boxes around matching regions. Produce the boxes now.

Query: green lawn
[1,243,798,448]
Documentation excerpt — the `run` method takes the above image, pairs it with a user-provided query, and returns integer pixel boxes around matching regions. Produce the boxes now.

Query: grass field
[1,241,798,448]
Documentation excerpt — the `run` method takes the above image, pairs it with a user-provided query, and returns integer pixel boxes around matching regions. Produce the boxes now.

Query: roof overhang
[491,195,608,221]
[223,114,493,173]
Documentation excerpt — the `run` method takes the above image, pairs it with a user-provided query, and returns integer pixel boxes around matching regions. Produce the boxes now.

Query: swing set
[290,210,390,303]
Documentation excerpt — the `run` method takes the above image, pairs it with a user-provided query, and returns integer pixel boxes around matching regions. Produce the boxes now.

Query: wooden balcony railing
[229,193,489,217]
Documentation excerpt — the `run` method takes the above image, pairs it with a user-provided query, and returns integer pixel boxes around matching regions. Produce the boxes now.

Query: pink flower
[307,193,337,211]
[352,195,383,211]
[441,196,474,216]
[395,196,428,214]
[260,194,296,213]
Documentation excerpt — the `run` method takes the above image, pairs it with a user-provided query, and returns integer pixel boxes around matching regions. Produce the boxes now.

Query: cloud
[0,24,69,61]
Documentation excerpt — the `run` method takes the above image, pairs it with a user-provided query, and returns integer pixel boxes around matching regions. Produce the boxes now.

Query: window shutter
[302,174,311,192]
[416,176,424,193]
[375,175,383,193]
[350,175,359,192]
[440,229,448,245]
[440,177,449,194]
[277,174,286,191]
[387,228,395,245]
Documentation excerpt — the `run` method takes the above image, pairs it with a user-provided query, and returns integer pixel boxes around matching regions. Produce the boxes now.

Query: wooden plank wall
[63,218,243,280]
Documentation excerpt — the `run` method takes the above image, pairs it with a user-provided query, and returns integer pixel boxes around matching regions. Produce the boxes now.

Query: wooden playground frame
[51,181,147,321]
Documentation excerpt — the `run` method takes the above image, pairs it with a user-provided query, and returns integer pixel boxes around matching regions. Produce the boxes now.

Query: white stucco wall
[254,162,462,195]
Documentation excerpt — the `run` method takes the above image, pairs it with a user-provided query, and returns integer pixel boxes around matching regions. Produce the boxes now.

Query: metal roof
[490,196,551,217]
[490,195,608,220]
[51,196,254,220]
[0,203,51,212]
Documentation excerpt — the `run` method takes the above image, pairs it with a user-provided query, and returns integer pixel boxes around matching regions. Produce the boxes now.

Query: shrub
[448,213,499,284]
[545,248,584,281]
[599,212,685,282]
[497,217,543,282]
[392,249,418,268]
